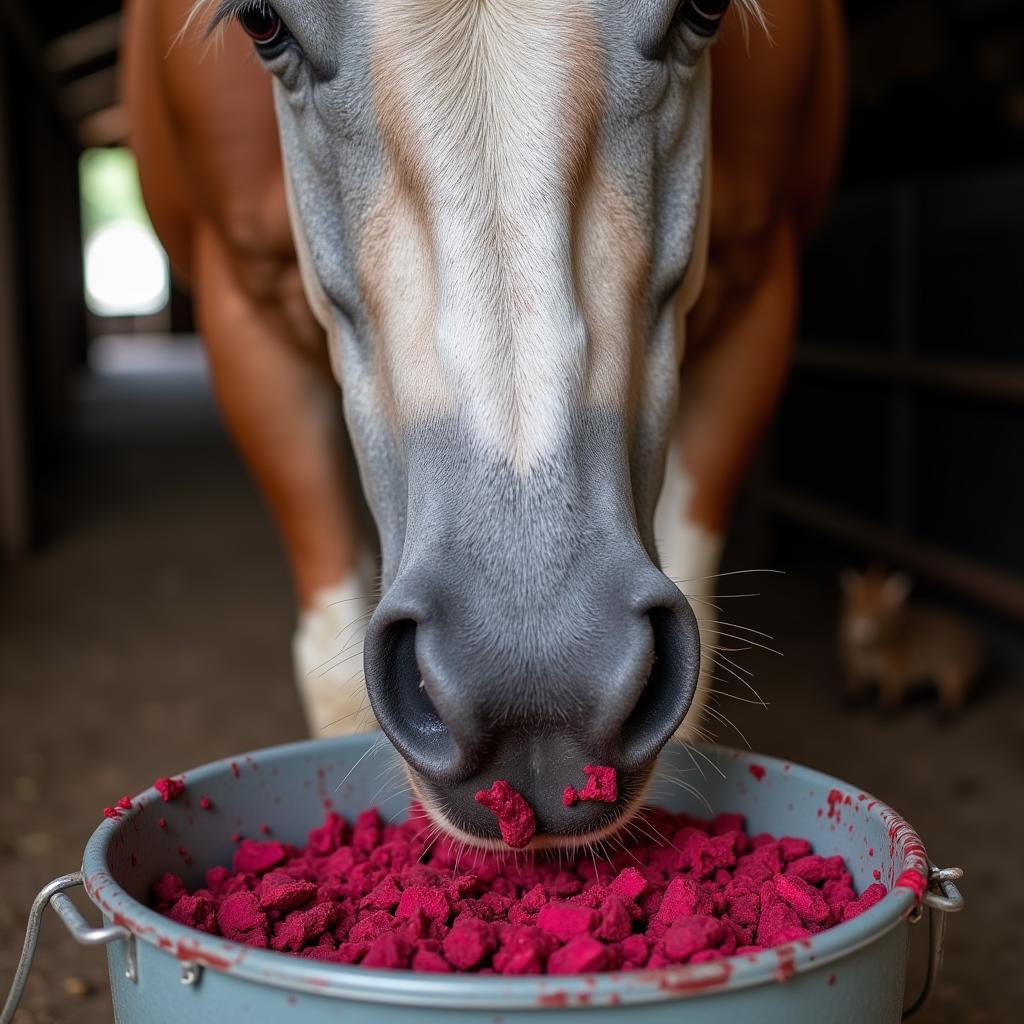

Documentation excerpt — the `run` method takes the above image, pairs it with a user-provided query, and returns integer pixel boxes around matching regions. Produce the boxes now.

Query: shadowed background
[1,1,1023,1021]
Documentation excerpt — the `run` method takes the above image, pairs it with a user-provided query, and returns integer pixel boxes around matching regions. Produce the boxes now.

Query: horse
[122,0,844,847]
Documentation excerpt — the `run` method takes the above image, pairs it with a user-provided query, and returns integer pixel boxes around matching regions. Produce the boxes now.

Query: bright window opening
[80,148,169,317]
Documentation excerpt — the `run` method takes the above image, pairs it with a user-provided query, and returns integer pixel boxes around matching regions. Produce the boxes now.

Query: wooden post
[0,39,30,560]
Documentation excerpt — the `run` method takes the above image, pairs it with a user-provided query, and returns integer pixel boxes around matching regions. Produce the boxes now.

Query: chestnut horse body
[122,0,844,847]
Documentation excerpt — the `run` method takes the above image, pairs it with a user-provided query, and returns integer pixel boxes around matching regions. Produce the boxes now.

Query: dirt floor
[1,340,1021,1022]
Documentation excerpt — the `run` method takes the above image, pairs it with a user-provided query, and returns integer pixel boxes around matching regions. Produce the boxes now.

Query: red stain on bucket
[656,961,732,993]
[826,790,844,821]
[774,945,797,982]
[894,869,928,904]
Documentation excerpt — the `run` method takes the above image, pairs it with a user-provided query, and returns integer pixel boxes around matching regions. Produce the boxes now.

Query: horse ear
[883,572,912,607]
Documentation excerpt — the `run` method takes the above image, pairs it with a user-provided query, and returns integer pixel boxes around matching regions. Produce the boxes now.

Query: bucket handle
[0,871,137,1024]
[902,863,965,1019]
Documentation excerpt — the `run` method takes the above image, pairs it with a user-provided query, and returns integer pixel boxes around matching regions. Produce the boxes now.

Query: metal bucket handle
[0,871,137,1024]
[2,864,963,1024]
[903,864,966,1019]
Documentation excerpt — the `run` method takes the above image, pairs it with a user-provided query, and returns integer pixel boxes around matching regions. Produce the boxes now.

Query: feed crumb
[474,780,536,848]
[155,777,185,803]
[575,765,617,804]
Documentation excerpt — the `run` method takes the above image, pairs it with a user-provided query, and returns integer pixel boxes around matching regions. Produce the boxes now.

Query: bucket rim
[81,735,928,1009]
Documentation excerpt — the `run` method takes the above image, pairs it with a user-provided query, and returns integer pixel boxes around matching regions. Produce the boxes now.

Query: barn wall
[0,8,87,561]
[745,0,1024,622]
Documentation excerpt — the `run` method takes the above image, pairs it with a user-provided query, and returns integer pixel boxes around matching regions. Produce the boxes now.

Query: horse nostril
[617,604,701,771]
[364,618,464,783]
[364,569,701,829]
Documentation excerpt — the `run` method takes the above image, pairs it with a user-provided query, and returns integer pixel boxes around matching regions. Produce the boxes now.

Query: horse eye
[675,0,731,37]
[237,3,287,47]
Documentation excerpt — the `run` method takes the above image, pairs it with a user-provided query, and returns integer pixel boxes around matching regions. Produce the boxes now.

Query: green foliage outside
[80,148,154,238]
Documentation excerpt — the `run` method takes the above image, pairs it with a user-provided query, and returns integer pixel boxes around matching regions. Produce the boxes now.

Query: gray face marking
[205,0,743,841]
[365,411,701,837]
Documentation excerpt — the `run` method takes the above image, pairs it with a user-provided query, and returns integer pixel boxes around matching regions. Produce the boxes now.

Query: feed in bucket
[147,776,890,975]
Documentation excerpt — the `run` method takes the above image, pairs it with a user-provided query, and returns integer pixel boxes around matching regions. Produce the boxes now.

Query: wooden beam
[45,14,122,74]
[754,484,1024,623]
[793,345,1024,403]
[0,52,31,561]
[61,64,119,120]
[78,103,129,148]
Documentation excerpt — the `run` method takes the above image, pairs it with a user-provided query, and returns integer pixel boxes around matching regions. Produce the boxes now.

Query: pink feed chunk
[259,872,317,911]
[537,902,599,941]
[232,839,287,874]
[152,802,888,974]
[474,780,536,848]
[774,873,830,923]
[217,892,268,946]
[841,882,887,921]
[154,777,185,802]
[444,918,496,969]
[577,765,617,803]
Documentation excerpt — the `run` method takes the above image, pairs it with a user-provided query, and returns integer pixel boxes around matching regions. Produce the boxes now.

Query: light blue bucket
[1,734,963,1023]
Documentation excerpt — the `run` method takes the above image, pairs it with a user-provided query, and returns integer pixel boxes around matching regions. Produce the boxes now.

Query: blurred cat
[838,567,984,713]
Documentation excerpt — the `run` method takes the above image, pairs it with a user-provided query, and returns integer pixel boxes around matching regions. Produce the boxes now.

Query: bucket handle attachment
[902,863,965,1019]
[0,871,137,1024]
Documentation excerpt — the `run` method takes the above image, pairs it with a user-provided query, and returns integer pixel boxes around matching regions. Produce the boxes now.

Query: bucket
[1,734,962,1023]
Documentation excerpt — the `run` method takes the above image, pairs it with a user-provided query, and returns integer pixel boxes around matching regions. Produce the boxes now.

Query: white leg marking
[654,440,723,740]
[292,565,378,738]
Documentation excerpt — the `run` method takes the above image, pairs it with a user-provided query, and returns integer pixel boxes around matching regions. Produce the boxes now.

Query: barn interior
[1,1,1022,1021]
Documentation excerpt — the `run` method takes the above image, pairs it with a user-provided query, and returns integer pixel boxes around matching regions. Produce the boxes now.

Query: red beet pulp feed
[148,774,889,975]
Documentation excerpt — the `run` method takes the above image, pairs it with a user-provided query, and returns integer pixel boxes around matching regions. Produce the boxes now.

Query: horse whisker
[706,687,769,706]
[703,629,783,657]
[334,734,387,792]
[698,619,775,642]
[702,704,751,748]
[674,569,785,583]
